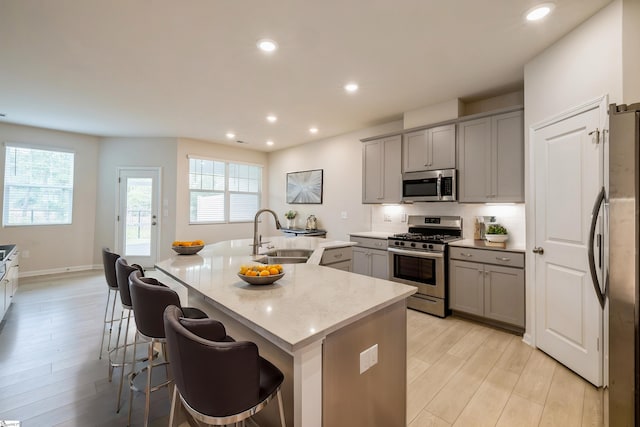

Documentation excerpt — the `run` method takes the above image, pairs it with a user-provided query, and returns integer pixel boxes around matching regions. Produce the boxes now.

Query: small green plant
[486,224,508,235]
[284,210,297,219]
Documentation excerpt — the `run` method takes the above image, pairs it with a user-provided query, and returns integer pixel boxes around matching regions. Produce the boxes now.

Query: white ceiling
[0,0,612,151]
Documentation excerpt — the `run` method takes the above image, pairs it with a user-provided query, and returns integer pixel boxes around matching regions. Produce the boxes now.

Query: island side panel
[187,291,295,427]
[322,299,407,427]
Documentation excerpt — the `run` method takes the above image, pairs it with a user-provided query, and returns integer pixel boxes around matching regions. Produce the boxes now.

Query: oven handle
[388,247,444,259]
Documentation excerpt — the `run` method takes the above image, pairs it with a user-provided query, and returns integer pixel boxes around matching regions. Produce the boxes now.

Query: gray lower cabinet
[350,236,389,279]
[362,135,402,204]
[449,247,524,330]
[321,247,353,272]
[457,109,524,202]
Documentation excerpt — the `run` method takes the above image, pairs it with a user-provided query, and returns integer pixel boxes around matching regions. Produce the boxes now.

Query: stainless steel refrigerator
[606,102,640,427]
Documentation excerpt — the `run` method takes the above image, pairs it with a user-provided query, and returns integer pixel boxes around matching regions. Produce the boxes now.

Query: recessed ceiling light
[226,132,235,139]
[309,127,318,134]
[257,39,278,53]
[525,3,555,21]
[266,115,277,123]
[344,82,359,93]
[266,140,274,146]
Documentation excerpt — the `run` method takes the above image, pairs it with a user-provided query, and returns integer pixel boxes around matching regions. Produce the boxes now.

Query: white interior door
[117,168,161,269]
[533,102,604,386]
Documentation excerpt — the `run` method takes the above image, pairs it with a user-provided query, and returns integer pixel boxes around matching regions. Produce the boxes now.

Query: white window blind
[3,145,75,226]
[189,157,262,223]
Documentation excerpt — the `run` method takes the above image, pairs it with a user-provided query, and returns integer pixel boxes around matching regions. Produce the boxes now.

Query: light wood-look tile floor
[406,309,603,427]
[0,271,603,426]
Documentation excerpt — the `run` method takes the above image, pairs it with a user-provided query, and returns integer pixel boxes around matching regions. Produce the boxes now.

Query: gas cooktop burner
[391,233,461,243]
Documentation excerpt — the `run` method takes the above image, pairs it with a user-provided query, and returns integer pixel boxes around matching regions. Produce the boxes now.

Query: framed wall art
[286,169,323,204]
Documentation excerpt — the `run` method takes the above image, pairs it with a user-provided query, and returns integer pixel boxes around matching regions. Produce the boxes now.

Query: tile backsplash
[371,203,526,247]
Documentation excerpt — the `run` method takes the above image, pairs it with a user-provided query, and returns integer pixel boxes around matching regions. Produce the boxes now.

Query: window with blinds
[3,145,75,226]
[189,158,262,223]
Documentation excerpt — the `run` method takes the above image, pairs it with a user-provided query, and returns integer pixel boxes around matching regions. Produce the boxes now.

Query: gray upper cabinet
[362,135,402,204]
[458,110,524,202]
[403,124,455,172]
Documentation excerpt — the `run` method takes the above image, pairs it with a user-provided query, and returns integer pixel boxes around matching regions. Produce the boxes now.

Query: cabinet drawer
[326,260,351,271]
[449,247,524,268]
[321,247,353,265]
[350,236,388,250]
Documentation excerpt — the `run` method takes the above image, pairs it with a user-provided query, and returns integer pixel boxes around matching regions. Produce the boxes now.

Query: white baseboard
[18,264,101,278]
[522,332,534,347]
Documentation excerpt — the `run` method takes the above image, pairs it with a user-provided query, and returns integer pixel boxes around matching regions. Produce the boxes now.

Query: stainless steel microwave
[402,169,456,202]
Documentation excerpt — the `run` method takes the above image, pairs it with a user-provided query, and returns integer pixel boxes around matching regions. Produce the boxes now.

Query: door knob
[152,221,157,226]
[532,247,544,254]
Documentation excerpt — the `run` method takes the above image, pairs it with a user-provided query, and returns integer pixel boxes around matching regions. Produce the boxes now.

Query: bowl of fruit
[172,240,205,255]
[238,264,284,285]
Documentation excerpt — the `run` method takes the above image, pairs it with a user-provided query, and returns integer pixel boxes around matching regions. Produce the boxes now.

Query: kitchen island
[156,236,415,427]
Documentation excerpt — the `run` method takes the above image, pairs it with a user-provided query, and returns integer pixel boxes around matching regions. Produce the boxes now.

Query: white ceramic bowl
[485,234,509,243]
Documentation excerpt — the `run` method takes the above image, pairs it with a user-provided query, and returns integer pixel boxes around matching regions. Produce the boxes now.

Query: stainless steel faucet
[252,209,282,255]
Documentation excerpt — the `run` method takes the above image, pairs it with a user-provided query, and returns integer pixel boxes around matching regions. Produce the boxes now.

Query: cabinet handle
[460,253,473,257]
[485,271,489,276]
[496,257,511,262]
[334,253,343,259]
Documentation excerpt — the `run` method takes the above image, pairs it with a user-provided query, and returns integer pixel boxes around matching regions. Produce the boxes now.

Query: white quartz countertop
[349,231,395,239]
[450,239,526,253]
[155,236,416,354]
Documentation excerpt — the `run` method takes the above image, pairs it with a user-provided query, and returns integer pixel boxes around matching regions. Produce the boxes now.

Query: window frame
[2,142,76,227]
[188,156,263,225]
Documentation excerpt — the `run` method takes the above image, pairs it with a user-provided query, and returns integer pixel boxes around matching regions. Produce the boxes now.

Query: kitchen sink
[256,248,314,264]
[264,249,314,258]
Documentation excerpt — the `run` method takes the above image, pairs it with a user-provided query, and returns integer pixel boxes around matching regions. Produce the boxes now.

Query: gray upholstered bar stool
[99,248,121,359]
[163,305,286,427]
[112,257,145,413]
[128,271,208,427]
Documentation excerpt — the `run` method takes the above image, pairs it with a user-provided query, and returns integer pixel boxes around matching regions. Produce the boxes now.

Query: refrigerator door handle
[588,186,607,309]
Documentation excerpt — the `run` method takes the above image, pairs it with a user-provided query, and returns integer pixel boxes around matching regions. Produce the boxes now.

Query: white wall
[623,0,640,103]
[94,137,178,262]
[403,99,463,129]
[175,138,269,244]
[266,121,403,241]
[523,0,624,343]
[463,90,524,116]
[0,122,99,275]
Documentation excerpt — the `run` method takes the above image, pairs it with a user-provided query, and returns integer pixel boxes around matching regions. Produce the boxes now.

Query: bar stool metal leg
[116,308,132,413]
[99,288,120,359]
[128,330,138,426]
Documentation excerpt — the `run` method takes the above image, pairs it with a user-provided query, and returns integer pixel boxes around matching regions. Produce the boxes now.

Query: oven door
[388,247,445,298]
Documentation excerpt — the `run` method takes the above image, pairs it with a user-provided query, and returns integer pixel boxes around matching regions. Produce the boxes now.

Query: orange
[269,267,279,275]
[259,270,270,277]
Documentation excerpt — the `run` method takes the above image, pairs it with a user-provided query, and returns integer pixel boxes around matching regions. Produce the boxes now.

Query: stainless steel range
[388,215,462,317]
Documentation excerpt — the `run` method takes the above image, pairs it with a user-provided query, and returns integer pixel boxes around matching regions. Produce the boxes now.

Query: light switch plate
[370,344,378,367]
[359,349,369,374]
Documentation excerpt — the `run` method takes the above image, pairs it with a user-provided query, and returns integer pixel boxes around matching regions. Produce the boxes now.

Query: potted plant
[485,224,509,243]
[284,210,297,228]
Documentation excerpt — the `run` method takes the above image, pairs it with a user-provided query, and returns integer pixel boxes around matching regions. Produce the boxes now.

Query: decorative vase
[286,218,295,229]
